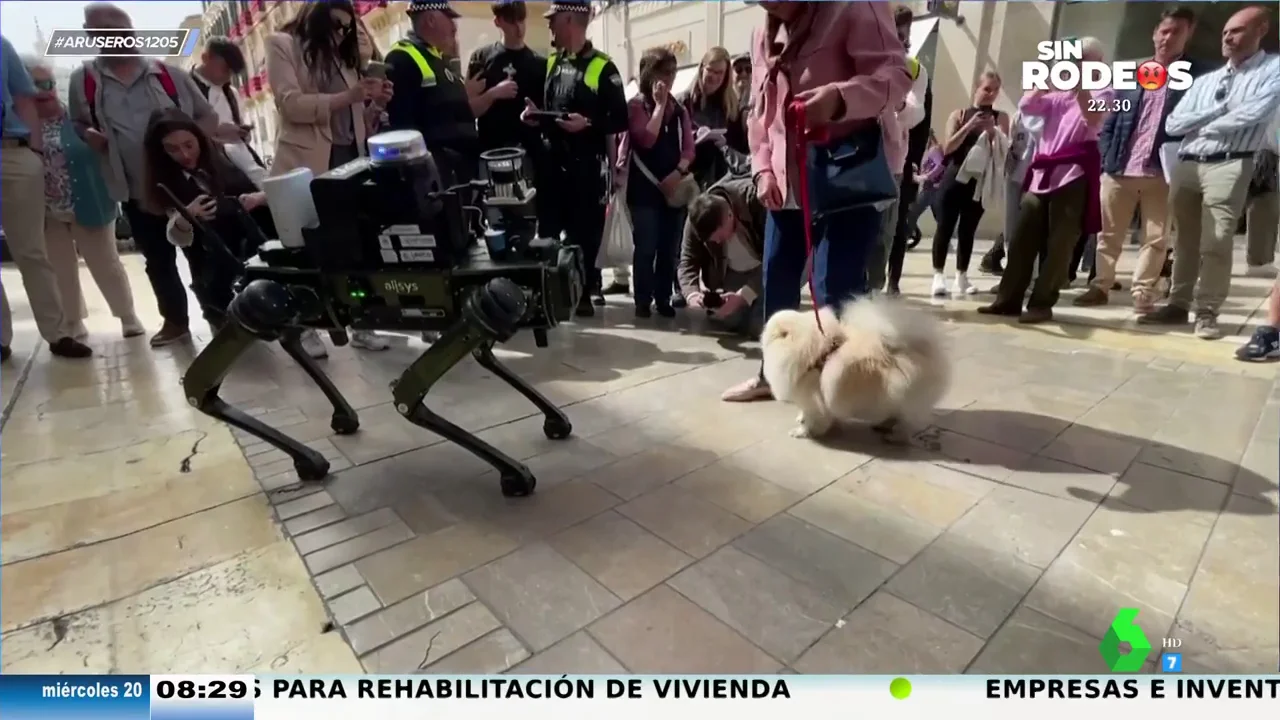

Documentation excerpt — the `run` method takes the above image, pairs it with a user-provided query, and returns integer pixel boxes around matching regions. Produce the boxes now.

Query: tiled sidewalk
[1,256,1277,674]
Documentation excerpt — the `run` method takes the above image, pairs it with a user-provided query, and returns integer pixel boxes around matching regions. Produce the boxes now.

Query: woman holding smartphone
[266,0,393,356]
[928,71,1009,298]
[617,47,696,319]
[144,109,274,331]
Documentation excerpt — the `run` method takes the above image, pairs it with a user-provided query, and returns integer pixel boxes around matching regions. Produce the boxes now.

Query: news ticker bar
[1,674,1279,720]
[44,29,201,58]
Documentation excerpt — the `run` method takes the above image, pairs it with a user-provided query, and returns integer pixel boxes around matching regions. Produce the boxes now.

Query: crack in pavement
[178,432,209,473]
[47,616,69,651]
[417,631,442,670]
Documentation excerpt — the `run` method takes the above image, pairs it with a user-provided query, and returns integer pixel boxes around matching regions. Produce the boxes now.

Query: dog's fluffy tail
[839,296,942,355]
[823,296,949,427]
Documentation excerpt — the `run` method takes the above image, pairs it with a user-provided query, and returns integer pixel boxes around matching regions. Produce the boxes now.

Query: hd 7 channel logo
[1101,608,1183,673]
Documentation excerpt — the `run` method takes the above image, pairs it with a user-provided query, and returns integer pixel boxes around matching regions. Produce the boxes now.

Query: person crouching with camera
[679,176,765,336]
[144,109,274,332]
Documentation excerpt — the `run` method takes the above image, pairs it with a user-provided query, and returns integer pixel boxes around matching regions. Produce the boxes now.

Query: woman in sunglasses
[23,55,145,340]
[266,0,394,356]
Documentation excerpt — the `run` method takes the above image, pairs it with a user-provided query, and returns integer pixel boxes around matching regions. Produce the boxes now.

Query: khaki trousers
[45,216,138,325]
[1246,190,1279,267]
[1169,157,1253,315]
[1092,174,1169,299]
[1,147,68,345]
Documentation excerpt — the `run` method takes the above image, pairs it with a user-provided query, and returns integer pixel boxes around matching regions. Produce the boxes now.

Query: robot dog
[179,132,582,498]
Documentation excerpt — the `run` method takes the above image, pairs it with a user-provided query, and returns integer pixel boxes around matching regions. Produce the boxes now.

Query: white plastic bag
[597,192,634,269]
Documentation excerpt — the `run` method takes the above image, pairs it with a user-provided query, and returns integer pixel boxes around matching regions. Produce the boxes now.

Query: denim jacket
[52,116,118,228]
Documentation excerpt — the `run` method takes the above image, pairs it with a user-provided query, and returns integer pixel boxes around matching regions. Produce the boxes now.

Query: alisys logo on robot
[384,279,421,294]
[1099,608,1152,672]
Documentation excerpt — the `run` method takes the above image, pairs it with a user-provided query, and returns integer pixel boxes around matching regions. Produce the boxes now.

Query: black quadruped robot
[179,131,582,497]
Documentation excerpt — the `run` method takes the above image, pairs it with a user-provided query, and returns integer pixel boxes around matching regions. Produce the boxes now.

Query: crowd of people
[927,6,1279,360]
[1,1,1277,392]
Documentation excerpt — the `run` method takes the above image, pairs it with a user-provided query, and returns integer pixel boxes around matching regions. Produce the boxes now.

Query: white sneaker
[300,329,328,359]
[121,318,146,338]
[1246,264,1276,278]
[952,271,975,296]
[350,330,391,351]
[930,273,948,297]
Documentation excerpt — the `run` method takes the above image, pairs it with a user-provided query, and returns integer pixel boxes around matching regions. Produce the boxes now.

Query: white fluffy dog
[761,297,950,439]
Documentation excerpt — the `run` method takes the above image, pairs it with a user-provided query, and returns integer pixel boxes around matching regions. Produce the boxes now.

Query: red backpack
[83,63,180,129]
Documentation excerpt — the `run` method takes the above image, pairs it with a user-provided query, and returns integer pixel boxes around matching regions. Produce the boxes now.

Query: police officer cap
[407,1,461,18]
[543,0,592,18]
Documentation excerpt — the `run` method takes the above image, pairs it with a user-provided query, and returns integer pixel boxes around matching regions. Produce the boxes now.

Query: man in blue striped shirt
[1141,5,1280,339]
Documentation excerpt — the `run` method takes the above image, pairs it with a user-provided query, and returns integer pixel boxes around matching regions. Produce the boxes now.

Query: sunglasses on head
[1214,74,1233,102]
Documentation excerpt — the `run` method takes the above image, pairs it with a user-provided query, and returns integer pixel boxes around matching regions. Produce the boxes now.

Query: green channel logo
[1099,608,1152,672]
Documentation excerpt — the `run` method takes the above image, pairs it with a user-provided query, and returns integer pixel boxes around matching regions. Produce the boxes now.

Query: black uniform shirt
[467,42,546,151]
[385,34,479,158]
[542,42,629,158]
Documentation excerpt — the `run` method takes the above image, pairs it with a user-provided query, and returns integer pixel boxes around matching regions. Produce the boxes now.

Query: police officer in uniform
[385,1,480,186]
[521,0,628,316]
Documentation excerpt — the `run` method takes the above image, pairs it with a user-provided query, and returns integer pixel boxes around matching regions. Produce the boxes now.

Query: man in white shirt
[190,37,265,185]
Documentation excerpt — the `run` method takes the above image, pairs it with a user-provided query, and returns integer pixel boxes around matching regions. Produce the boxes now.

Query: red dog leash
[787,99,829,334]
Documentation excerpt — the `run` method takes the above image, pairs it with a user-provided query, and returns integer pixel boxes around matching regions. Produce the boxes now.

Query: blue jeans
[630,204,683,308]
[905,182,939,233]
[763,206,880,322]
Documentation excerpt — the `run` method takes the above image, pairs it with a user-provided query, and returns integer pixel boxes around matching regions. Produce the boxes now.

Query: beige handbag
[629,106,699,208]
[632,156,699,208]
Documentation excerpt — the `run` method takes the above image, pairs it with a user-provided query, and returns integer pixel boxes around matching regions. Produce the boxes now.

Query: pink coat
[747,2,911,202]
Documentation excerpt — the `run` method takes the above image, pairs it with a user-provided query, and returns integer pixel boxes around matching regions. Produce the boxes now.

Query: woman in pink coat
[722,1,911,402]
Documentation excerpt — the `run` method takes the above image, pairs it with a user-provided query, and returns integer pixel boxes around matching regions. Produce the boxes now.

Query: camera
[702,291,724,313]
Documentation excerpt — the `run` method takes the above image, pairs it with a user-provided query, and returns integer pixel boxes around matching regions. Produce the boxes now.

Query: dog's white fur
[761,297,950,438]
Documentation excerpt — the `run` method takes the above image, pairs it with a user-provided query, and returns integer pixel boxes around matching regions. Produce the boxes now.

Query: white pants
[45,216,139,325]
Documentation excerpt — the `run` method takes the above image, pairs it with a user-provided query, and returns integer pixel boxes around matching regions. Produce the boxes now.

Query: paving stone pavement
[1,256,1277,674]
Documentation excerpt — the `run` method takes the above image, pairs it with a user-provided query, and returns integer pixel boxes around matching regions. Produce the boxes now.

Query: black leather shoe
[1136,304,1189,326]
[49,337,93,359]
[979,251,1004,276]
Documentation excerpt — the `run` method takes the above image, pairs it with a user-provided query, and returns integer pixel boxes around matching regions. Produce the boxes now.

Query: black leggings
[931,177,985,272]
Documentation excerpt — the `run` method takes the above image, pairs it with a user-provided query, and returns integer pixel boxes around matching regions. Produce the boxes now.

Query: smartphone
[525,110,568,121]
[977,104,995,116]
[364,61,389,80]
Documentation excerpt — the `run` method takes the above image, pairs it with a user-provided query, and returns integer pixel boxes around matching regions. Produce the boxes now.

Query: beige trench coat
[265,32,378,177]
